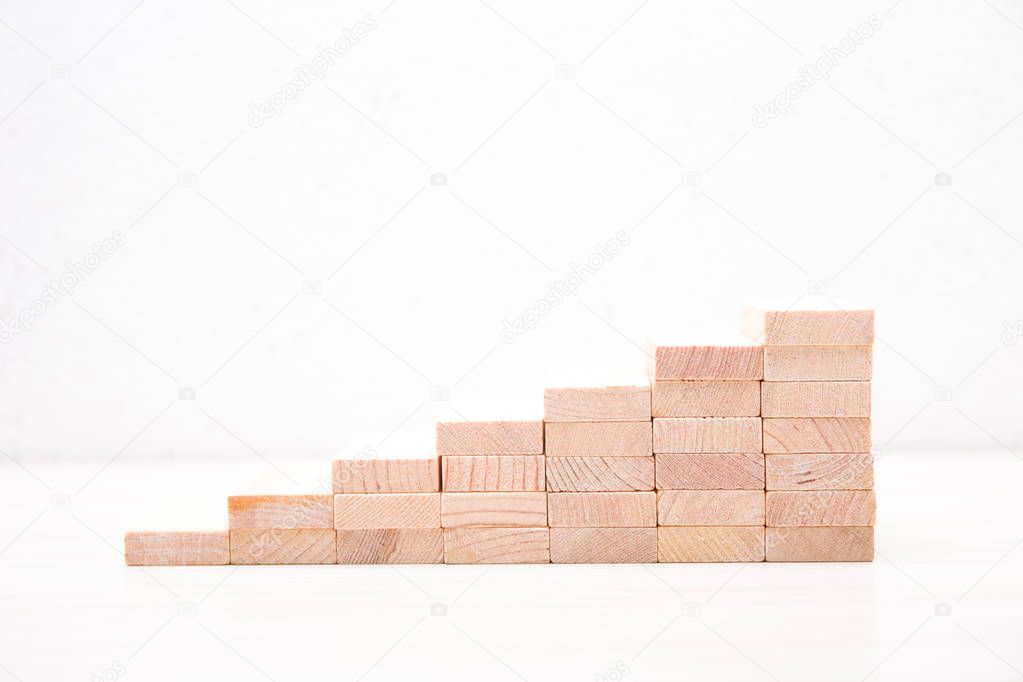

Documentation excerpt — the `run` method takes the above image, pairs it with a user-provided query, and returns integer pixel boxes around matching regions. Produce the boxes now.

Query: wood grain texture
[546,457,654,492]
[763,346,872,381]
[742,306,874,345]
[332,458,439,493]
[124,531,229,566]
[543,385,651,422]
[657,526,765,562]
[444,527,550,564]
[657,490,765,526]
[442,455,545,492]
[655,453,764,490]
[648,342,763,380]
[652,380,761,417]
[765,526,874,561]
[230,529,336,565]
[336,529,443,564]
[227,495,333,529]
[763,418,871,454]
[761,381,871,417]
[766,490,876,526]
[333,493,441,529]
[544,421,652,457]
[440,492,547,528]
[549,528,656,563]
[547,492,656,527]
[435,421,543,455]
[653,417,762,454]
[765,453,873,490]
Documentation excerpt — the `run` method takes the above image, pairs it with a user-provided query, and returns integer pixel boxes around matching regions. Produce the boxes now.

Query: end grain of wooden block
[336,529,443,564]
[766,490,876,526]
[742,306,874,345]
[648,342,763,380]
[653,417,762,454]
[544,421,652,457]
[440,492,547,528]
[442,455,545,492]
[655,453,764,490]
[765,526,874,562]
[763,418,871,454]
[761,382,871,417]
[657,490,765,526]
[435,420,543,456]
[333,493,440,529]
[124,531,229,566]
[549,528,656,563]
[545,456,654,492]
[332,458,439,493]
[763,346,872,381]
[227,495,333,529]
[444,527,550,563]
[230,529,336,564]
[765,453,873,490]
[543,385,650,422]
[657,526,765,562]
[547,492,656,527]
[652,380,761,417]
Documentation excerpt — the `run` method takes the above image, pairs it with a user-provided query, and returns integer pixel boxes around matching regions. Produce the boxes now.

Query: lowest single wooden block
[742,305,874,345]
[545,457,654,492]
[646,339,763,380]
[230,529,336,565]
[763,346,872,381]
[333,493,440,529]
[765,526,874,562]
[544,421,652,457]
[336,529,443,564]
[442,455,545,492]
[766,490,876,526]
[657,490,765,526]
[124,531,229,566]
[550,528,656,563]
[444,527,550,564]
[227,495,333,529]
[440,492,547,528]
[653,417,762,454]
[765,453,873,490]
[332,458,439,493]
[763,418,871,454]
[652,380,761,417]
[543,385,650,422]
[435,420,543,456]
[547,492,656,527]
[657,526,765,562]
[761,381,871,417]
[655,453,764,490]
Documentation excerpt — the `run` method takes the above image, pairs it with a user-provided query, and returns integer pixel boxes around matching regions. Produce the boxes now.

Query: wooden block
[652,380,760,417]
[657,526,765,562]
[124,531,229,566]
[742,305,874,345]
[657,490,765,525]
[332,458,439,493]
[763,346,872,381]
[227,495,333,529]
[444,527,550,564]
[336,529,443,564]
[765,526,874,562]
[766,490,876,526]
[546,457,654,492]
[440,492,547,528]
[543,385,650,422]
[763,418,870,454]
[765,453,873,490]
[655,453,764,490]
[646,338,763,380]
[761,381,871,417]
[442,455,545,492]
[550,528,656,563]
[544,421,652,457]
[547,492,656,527]
[435,420,543,455]
[653,417,762,454]
[229,529,336,565]
[333,493,440,529]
